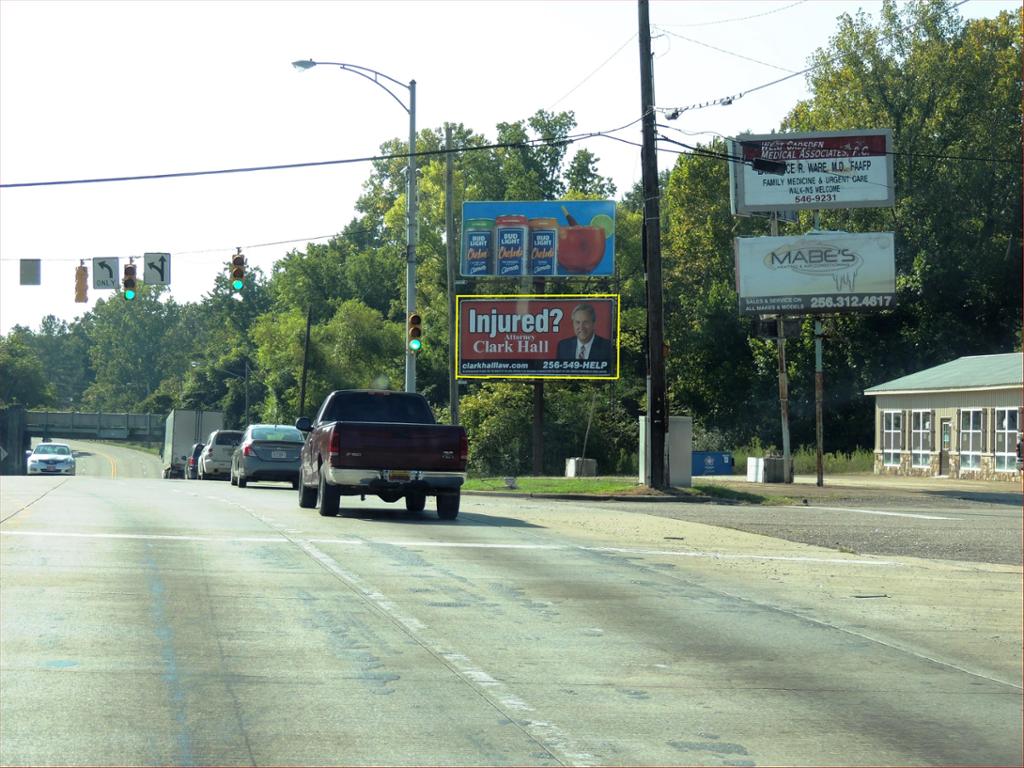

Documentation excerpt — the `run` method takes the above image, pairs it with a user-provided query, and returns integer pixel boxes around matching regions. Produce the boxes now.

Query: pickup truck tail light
[241,441,254,457]
[329,430,341,460]
[459,432,469,463]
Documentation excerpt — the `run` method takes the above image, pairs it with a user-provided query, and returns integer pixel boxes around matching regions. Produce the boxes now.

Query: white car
[198,429,243,480]
[26,442,76,476]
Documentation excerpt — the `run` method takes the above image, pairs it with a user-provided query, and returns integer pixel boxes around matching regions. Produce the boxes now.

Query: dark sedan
[185,442,204,480]
[230,424,303,488]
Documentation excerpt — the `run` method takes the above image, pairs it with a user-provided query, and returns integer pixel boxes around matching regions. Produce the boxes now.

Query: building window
[911,410,932,467]
[994,408,1019,472]
[959,410,983,469]
[882,411,902,466]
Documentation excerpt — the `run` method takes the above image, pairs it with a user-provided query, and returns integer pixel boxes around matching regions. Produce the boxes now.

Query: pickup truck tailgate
[331,422,466,472]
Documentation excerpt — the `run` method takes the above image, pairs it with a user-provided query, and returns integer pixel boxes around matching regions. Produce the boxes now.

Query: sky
[1,0,1018,335]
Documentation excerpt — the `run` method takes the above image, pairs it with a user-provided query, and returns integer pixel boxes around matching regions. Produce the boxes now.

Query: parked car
[230,424,304,488]
[197,429,243,480]
[185,443,204,479]
[26,442,76,476]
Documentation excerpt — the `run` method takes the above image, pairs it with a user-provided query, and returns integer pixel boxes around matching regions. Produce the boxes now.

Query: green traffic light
[408,338,422,352]
[124,290,136,301]
[232,279,244,291]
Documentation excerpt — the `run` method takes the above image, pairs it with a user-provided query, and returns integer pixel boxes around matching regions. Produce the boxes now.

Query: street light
[292,58,418,394]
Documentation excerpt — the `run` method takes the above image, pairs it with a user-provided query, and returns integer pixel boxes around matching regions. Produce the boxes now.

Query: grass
[91,439,162,456]
[463,475,793,505]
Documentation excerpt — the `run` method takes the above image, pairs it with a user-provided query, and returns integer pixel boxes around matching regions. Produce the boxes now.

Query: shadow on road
[921,488,1023,506]
[338,508,543,528]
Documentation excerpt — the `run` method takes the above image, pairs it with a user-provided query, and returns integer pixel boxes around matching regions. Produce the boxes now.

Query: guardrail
[1,408,167,476]
[24,411,164,441]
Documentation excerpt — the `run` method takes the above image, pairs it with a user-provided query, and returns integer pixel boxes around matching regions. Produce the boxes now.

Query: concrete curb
[463,490,729,504]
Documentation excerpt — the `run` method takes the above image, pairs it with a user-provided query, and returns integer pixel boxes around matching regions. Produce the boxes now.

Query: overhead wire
[547,33,638,109]
[656,1,807,28]
[654,27,799,73]
[654,0,978,118]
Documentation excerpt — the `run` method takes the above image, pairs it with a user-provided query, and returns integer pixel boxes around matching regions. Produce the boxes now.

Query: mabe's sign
[730,129,894,214]
[456,294,620,380]
[735,232,896,315]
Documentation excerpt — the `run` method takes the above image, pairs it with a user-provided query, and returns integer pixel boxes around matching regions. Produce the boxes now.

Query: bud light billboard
[460,201,616,278]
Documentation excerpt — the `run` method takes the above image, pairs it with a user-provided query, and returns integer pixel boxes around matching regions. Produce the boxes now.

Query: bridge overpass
[0,406,165,475]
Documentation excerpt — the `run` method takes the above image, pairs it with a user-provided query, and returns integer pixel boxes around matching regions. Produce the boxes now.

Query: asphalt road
[1,470,1020,766]
[629,492,1023,565]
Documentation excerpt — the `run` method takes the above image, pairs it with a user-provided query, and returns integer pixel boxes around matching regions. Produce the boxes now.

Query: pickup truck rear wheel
[404,492,426,513]
[317,468,340,517]
[437,492,460,520]
[297,471,316,508]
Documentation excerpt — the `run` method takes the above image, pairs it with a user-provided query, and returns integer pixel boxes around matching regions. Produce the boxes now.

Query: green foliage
[0,332,55,407]
[4,6,1017,479]
[783,0,1022,404]
[459,382,533,476]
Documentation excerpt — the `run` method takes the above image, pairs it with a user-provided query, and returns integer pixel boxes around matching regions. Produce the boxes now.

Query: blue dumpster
[692,451,734,476]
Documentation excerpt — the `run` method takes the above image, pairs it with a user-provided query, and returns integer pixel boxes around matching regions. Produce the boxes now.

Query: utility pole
[445,124,459,425]
[298,306,312,418]
[815,320,824,486]
[638,0,668,489]
[772,213,793,483]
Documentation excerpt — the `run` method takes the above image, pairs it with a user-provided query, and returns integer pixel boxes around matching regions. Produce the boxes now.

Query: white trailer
[162,409,224,479]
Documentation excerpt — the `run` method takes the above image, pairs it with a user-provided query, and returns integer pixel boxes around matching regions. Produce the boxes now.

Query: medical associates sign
[730,129,894,214]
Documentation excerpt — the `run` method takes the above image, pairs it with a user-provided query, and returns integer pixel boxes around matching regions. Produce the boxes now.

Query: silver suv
[198,429,243,480]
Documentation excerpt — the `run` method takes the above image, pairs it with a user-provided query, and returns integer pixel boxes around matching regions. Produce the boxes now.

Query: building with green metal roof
[864,353,1022,480]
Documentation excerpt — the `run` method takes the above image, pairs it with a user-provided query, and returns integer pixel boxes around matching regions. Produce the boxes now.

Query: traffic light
[74,265,88,303]
[122,262,137,301]
[230,249,245,291]
[407,312,423,352]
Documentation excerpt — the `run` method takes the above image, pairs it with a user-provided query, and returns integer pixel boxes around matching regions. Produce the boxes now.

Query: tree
[0,332,55,407]
[565,149,617,198]
[786,0,1021,373]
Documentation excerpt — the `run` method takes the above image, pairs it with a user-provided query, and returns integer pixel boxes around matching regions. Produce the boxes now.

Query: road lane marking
[803,505,960,520]
[284,531,598,766]
[1,529,901,566]
[0,530,288,543]
[80,445,118,479]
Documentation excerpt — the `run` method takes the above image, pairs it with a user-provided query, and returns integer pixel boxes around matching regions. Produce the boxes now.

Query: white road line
[804,505,960,520]
[0,529,901,566]
[0,530,285,543]
[280,530,598,765]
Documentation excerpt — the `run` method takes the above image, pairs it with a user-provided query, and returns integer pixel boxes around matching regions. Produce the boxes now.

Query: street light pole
[292,59,418,393]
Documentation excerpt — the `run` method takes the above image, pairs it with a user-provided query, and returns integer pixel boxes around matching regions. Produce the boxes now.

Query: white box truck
[162,409,224,479]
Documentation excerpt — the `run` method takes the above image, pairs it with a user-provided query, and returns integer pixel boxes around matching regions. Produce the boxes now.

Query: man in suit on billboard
[556,302,613,363]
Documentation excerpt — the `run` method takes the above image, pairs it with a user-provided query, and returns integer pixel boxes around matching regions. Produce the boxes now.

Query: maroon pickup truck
[295,389,468,520]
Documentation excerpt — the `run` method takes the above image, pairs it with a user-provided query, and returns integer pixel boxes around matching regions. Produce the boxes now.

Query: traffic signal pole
[405,79,418,393]
[638,0,668,489]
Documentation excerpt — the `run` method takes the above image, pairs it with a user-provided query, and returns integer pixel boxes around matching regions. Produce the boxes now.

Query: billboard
[461,200,615,278]
[456,294,620,380]
[735,232,896,315]
[730,129,894,214]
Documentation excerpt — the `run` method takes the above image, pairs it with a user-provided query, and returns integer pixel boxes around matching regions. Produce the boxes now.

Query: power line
[654,27,799,73]
[0,120,652,190]
[656,1,807,28]
[548,33,638,109]
[655,0,983,120]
